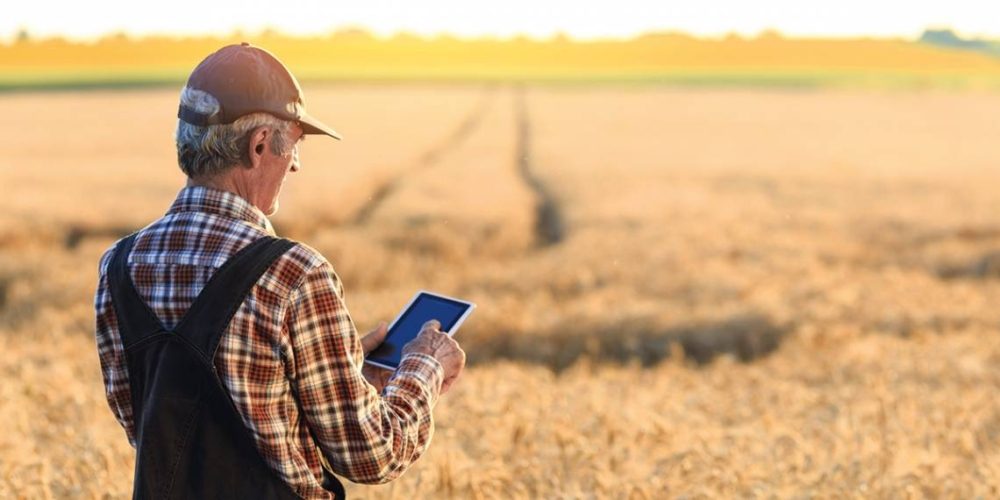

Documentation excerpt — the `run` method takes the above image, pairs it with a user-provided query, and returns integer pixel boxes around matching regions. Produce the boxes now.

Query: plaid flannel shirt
[94,186,444,498]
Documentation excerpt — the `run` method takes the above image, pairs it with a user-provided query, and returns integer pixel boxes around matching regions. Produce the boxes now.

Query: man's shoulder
[277,239,329,271]
[96,230,142,279]
[262,238,339,293]
[97,242,117,278]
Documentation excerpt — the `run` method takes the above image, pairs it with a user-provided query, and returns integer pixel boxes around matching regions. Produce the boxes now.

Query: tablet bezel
[364,289,476,371]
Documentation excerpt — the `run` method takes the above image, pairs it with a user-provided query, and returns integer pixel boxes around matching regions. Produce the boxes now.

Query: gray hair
[175,86,294,178]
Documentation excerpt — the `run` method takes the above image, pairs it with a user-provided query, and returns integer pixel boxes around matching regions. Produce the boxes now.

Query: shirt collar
[166,185,277,236]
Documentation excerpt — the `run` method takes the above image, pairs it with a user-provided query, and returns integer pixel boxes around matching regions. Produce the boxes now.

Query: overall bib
[108,234,346,499]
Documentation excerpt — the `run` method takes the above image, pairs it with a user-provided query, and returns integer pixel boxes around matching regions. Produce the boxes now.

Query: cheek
[271,158,291,181]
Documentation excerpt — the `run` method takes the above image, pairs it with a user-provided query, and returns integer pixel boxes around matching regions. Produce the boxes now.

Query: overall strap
[173,237,296,364]
[108,233,167,348]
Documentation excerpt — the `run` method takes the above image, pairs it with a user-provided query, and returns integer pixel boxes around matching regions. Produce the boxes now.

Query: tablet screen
[366,292,473,369]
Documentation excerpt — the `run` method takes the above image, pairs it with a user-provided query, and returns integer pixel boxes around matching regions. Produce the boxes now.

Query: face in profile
[258,123,304,216]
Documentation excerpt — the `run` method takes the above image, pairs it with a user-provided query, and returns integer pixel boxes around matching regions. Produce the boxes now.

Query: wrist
[398,352,445,395]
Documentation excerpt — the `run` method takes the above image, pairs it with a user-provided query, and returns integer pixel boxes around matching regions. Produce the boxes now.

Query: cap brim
[299,111,342,140]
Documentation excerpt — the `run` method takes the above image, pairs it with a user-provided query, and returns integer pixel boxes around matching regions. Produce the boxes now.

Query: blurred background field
[4,4,1000,498]
[7,28,1000,89]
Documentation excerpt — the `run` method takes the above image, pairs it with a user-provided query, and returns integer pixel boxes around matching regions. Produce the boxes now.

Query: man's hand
[361,321,392,392]
[401,320,466,395]
[360,321,388,355]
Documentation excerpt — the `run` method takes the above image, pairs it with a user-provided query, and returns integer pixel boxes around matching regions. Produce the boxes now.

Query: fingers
[438,347,466,395]
[360,321,388,355]
[404,318,465,396]
[440,365,464,394]
[441,377,454,395]
[417,319,445,338]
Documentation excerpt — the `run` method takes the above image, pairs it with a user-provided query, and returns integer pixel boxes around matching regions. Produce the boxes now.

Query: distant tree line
[919,29,1000,58]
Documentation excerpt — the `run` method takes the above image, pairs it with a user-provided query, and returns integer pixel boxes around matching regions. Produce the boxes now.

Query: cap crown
[179,42,304,126]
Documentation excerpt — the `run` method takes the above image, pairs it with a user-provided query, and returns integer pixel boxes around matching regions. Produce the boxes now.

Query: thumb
[361,321,388,354]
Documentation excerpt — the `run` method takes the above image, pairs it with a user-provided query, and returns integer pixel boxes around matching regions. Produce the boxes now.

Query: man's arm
[94,248,137,447]
[284,259,444,484]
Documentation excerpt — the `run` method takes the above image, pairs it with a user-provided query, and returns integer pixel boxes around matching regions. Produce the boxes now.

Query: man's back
[95,186,444,498]
[105,232,310,498]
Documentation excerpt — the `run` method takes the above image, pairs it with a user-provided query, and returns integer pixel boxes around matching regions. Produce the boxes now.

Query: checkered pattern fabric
[95,186,443,498]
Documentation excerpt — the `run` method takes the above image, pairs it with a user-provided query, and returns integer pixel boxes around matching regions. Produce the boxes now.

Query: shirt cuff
[395,352,445,400]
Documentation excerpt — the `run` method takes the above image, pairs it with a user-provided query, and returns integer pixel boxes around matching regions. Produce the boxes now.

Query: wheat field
[2,84,1000,498]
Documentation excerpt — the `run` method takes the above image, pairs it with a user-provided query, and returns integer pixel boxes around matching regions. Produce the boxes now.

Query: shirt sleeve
[284,259,444,484]
[94,247,137,447]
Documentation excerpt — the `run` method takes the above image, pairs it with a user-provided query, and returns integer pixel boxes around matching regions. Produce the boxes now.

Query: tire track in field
[351,87,497,225]
[515,85,564,247]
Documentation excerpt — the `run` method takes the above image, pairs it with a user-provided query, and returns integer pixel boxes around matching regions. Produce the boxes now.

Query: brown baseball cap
[178,42,341,140]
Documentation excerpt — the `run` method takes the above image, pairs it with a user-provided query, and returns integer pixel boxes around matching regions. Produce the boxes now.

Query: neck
[187,170,256,208]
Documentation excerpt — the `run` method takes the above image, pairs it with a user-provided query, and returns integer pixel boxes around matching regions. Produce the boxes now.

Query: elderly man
[94,43,465,499]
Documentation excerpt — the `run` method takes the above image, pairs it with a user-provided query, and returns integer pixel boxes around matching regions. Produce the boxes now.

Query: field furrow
[515,85,564,248]
[351,87,497,225]
[304,86,538,295]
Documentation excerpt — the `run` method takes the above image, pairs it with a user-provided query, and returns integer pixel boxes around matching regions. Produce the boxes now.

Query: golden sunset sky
[3,0,1000,42]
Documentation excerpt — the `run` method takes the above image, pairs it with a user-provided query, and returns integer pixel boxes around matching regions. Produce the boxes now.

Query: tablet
[364,290,475,371]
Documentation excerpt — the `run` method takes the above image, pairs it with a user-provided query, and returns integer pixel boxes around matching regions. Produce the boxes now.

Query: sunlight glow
[3,0,1000,43]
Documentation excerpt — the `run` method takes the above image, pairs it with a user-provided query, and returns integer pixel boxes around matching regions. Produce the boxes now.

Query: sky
[3,0,1000,42]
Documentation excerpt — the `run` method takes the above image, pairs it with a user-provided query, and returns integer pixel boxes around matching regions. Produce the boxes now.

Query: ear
[247,126,271,169]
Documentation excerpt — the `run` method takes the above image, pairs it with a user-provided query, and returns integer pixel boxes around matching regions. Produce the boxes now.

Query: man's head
[174,43,340,215]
